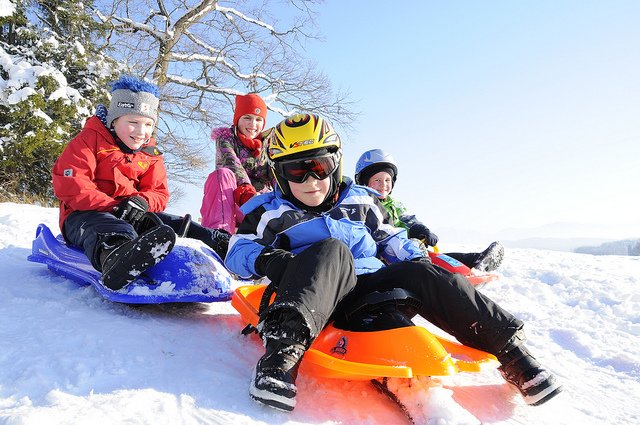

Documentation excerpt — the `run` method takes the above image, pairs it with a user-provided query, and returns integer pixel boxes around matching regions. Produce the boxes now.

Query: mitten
[113,196,149,225]
[408,223,439,247]
[210,228,231,259]
[254,247,295,284]
[233,183,258,206]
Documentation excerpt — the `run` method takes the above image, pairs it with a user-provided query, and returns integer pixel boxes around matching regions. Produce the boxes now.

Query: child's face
[237,114,265,139]
[367,171,393,200]
[289,176,331,207]
[112,114,155,150]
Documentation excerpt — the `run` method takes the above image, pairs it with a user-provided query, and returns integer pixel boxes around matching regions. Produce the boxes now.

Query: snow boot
[473,241,505,272]
[498,345,563,406]
[250,309,310,412]
[100,225,176,290]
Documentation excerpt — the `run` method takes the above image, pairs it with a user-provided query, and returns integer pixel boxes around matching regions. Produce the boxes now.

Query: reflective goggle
[274,153,340,183]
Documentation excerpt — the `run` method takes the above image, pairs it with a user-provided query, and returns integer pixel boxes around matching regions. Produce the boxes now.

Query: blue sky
[170,1,640,241]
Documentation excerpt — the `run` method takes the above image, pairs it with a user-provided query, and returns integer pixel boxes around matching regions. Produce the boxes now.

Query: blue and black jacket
[225,178,424,279]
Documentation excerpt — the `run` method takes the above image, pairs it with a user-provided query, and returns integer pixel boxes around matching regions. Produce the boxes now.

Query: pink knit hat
[233,93,267,126]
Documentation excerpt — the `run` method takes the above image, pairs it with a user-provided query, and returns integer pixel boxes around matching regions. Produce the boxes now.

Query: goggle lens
[277,154,339,183]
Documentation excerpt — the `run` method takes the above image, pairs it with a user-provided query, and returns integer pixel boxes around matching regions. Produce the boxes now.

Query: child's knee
[314,237,352,256]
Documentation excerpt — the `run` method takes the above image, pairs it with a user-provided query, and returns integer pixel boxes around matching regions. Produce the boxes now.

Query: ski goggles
[274,152,340,183]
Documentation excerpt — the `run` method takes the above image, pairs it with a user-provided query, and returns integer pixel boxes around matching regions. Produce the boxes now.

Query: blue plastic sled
[27,223,251,304]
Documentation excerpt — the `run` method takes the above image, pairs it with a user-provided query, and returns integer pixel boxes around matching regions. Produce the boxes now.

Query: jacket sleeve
[224,202,276,279]
[368,196,424,263]
[52,133,119,212]
[134,154,169,212]
[214,130,251,186]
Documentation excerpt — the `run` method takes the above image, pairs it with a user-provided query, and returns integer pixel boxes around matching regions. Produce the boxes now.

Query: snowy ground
[0,202,638,425]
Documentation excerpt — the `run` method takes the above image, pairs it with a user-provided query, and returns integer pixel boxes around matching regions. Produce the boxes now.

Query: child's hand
[113,196,149,225]
[255,247,295,284]
[408,223,439,247]
[234,183,258,206]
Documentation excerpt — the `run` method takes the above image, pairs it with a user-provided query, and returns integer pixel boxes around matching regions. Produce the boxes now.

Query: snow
[7,87,37,105]
[0,47,82,107]
[1,202,639,425]
[0,0,15,18]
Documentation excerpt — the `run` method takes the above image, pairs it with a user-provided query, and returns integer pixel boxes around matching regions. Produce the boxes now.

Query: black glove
[408,223,439,247]
[113,196,149,225]
[255,247,295,284]
[210,228,231,259]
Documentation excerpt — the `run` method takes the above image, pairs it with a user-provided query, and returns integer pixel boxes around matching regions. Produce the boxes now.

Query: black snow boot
[250,309,311,412]
[473,241,505,272]
[498,345,563,406]
[100,225,176,290]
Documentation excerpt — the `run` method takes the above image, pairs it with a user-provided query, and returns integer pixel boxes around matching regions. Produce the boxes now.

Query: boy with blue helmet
[355,148,504,272]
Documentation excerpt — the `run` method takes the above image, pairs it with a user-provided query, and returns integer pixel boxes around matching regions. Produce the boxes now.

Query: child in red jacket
[52,75,230,291]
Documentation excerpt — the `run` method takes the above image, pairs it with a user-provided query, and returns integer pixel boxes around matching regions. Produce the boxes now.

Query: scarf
[236,129,262,158]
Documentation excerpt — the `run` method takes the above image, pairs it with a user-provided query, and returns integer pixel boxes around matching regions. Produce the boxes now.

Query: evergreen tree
[0,1,119,203]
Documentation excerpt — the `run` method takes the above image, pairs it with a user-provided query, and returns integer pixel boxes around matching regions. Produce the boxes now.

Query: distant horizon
[431,219,640,249]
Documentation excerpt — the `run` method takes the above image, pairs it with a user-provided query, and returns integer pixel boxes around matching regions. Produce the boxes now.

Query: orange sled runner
[231,252,498,382]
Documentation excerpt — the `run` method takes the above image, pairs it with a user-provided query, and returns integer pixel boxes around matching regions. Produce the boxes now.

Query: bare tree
[92,0,357,183]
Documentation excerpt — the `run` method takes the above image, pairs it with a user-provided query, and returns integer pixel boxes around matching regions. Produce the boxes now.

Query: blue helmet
[354,149,398,186]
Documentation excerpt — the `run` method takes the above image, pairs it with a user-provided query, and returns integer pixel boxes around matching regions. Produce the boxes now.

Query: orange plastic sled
[231,284,497,381]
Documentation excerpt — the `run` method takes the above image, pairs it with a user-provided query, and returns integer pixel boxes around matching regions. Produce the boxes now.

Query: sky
[1,202,639,424]
[168,1,640,242]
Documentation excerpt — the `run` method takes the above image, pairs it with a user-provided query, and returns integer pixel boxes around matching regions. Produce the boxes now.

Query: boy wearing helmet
[225,114,562,412]
[355,149,504,272]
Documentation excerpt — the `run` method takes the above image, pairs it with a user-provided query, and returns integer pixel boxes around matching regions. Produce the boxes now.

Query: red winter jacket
[52,116,169,231]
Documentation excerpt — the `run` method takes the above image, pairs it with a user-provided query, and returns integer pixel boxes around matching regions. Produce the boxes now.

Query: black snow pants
[268,237,523,356]
[63,210,226,271]
[444,251,481,269]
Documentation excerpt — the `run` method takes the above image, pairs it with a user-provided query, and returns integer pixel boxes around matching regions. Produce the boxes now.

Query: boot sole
[527,383,563,406]
[475,241,504,272]
[249,365,296,412]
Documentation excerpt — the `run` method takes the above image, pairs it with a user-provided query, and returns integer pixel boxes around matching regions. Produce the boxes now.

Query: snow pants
[444,252,480,268]
[63,210,227,271]
[268,238,524,356]
[200,168,244,233]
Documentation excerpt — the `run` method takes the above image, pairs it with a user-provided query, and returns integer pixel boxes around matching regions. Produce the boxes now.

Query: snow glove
[408,222,439,247]
[234,183,258,206]
[113,195,149,225]
[255,247,295,285]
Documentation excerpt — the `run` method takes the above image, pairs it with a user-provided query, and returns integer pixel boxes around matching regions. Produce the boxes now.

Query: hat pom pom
[109,75,160,98]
